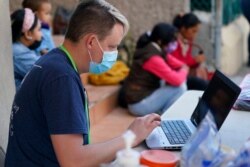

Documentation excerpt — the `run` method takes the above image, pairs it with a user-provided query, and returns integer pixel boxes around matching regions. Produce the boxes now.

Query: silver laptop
[146,70,241,150]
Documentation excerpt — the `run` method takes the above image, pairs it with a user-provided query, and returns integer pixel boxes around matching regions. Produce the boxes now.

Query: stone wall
[106,0,190,39]
[10,0,190,39]
[0,0,15,150]
[9,0,78,13]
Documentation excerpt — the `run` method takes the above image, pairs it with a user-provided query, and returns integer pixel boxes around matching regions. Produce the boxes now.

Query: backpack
[88,61,129,85]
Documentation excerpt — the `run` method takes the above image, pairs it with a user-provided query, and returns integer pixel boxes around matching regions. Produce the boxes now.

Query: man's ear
[85,34,96,50]
[24,31,33,41]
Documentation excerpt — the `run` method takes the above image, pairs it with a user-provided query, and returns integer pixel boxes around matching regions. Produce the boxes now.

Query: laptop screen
[190,70,241,129]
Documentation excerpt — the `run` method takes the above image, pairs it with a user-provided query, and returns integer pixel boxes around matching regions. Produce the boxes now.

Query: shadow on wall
[0,0,15,150]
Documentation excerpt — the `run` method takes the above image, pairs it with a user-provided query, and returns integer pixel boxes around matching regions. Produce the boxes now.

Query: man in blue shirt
[5,0,161,166]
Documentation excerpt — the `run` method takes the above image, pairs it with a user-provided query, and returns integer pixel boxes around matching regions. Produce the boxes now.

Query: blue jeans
[128,82,187,116]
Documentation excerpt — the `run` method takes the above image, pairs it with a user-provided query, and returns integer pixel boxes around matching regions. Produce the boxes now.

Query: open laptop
[146,70,241,150]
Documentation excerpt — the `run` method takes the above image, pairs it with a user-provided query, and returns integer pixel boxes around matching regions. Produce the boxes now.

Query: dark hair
[173,13,201,30]
[136,31,151,49]
[65,0,129,43]
[11,9,38,42]
[22,0,50,12]
[136,23,177,49]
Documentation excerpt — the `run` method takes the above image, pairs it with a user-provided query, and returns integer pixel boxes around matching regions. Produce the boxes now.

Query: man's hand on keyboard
[128,113,161,147]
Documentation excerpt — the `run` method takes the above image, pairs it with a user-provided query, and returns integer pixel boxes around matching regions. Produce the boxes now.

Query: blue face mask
[88,38,118,74]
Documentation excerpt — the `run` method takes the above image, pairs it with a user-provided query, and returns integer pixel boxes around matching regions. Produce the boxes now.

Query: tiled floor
[85,84,120,107]
[84,84,121,126]
[90,107,135,143]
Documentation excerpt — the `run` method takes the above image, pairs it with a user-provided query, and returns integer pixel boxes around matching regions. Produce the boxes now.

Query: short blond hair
[65,0,129,42]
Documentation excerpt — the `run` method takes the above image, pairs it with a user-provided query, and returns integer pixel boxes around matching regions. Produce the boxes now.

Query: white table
[137,90,250,152]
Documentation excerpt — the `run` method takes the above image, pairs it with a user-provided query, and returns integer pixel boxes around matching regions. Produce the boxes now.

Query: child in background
[11,8,42,89]
[172,13,208,90]
[22,0,55,55]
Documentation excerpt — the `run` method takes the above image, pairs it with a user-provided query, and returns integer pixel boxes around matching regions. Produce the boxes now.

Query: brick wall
[10,0,189,39]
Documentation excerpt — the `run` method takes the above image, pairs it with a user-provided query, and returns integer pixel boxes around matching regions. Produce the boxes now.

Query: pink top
[172,40,199,68]
[142,54,188,86]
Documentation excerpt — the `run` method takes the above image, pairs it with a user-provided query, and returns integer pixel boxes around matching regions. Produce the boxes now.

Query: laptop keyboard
[161,120,192,145]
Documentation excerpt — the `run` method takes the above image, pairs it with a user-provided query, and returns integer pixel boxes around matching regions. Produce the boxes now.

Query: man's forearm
[52,134,126,167]
[79,136,125,166]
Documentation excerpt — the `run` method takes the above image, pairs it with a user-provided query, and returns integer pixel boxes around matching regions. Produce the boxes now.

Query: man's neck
[62,39,89,74]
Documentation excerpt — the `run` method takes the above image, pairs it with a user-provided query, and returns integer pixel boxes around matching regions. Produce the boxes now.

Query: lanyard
[59,45,78,72]
[84,90,91,144]
[59,45,91,144]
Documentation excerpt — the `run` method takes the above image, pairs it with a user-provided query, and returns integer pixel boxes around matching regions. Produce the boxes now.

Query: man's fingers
[145,113,161,123]
[152,120,161,127]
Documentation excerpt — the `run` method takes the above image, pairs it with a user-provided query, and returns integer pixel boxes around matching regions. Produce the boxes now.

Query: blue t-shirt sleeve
[41,75,88,135]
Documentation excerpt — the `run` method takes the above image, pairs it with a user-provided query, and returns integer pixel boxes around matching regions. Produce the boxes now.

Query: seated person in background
[11,8,42,89]
[123,23,188,116]
[172,13,208,90]
[22,0,55,55]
